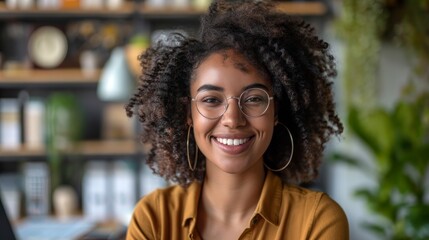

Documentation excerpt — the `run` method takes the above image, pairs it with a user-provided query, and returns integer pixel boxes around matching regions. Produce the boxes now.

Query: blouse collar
[182,171,283,228]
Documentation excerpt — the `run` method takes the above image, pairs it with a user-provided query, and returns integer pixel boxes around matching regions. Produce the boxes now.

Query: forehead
[191,50,271,92]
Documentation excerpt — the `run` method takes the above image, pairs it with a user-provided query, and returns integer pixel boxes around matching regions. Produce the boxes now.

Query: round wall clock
[28,26,68,68]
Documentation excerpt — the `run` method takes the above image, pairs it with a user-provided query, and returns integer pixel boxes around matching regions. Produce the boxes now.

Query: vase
[53,185,78,220]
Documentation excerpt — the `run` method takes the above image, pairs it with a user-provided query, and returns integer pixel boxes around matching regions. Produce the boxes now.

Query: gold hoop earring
[187,125,198,171]
[264,122,294,172]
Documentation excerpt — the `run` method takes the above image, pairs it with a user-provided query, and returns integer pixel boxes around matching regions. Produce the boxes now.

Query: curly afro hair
[126,0,343,186]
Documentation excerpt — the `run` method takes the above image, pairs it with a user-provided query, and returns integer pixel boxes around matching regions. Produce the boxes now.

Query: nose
[221,97,246,128]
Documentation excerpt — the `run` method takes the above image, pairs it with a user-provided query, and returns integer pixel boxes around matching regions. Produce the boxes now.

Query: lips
[215,137,250,146]
[212,135,254,155]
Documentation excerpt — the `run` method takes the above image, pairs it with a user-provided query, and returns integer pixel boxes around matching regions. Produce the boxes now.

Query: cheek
[191,106,214,139]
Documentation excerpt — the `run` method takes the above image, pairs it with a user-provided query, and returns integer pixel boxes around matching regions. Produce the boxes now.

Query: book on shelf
[140,159,167,197]
[111,160,136,225]
[83,159,138,224]
[82,160,109,222]
[24,99,45,149]
[0,98,21,149]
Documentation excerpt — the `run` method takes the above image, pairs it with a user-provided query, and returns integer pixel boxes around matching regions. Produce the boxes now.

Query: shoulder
[127,183,199,240]
[135,183,192,212]
[282,185,349,239]
[283,184,348,220]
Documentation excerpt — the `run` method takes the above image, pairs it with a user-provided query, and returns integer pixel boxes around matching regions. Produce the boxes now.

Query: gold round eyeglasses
[191,88,274,119]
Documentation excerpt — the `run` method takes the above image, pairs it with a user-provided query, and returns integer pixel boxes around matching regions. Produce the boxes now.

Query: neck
[200,163,266,223]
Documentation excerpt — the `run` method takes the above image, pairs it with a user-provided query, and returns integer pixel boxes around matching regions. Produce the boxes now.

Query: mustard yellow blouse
[126,171,349,240]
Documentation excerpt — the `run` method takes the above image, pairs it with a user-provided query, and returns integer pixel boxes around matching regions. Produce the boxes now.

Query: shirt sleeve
[126,191,160,240]
[307,193,349,240]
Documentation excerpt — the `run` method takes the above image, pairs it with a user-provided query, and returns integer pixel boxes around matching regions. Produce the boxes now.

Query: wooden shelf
[140,2,327,17]
[0,140,139,159]
[0,1,327,19]
[276,2,327,16]
[74,140,139,156]
[139,5,206,18]
[0,69,100,85]
[0,2,135,18]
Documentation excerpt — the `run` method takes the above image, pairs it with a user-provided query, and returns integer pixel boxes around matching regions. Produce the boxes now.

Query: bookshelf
[0,1,330,234]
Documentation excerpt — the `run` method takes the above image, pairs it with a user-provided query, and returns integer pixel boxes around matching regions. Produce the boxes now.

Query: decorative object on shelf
[28,26,68,69]
[62,0,80,9]
[5,0,19,9]
[171,0,189,8]
[125,34,150,76]
[37,0,61,9]
[145,0,169,8]
[97,47,135,102]
[66,21,132,69]
[52,185,78,220]
[79,50,98,77]
[2,23,33,71]
[192,0,211,10]
[6,0,35,9]
[23,162,50,217]
[102,103,135,140]
[80,0,103,9]
[106,0,124,9]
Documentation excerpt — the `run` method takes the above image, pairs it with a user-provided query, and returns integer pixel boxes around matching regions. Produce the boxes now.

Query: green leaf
[329,152,372,172]
[361,222,388,238]
[354,188,376,201]
[348,106,395,171]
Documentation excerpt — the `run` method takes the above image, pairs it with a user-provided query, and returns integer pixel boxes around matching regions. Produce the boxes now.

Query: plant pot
[53,185,78,220]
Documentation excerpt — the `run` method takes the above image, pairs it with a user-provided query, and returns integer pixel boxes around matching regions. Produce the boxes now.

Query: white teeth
[216,137,249,146]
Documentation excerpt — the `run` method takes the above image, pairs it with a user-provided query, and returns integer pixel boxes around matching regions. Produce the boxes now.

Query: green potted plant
[332,93,429,239]
[45,92,83,218]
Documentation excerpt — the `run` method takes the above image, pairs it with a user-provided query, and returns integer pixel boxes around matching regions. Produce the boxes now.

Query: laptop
[0,196,17,240]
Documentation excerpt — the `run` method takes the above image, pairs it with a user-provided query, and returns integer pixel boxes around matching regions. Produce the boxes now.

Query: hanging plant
[385,0,429,81]
[335,0,386,110]
[332,0,429,239]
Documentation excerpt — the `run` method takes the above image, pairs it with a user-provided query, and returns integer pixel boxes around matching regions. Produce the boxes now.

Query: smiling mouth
[214,137,251,146]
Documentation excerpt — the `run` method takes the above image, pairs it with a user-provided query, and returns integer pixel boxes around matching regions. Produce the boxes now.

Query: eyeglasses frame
[191,88,274,119]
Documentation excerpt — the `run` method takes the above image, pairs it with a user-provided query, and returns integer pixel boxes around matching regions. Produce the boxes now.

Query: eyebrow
[196,83,270,93]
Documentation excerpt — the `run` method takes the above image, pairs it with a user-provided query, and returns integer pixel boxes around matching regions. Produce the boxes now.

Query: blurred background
[0,0,427,239]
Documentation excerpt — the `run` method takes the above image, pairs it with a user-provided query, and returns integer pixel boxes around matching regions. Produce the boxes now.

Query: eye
[199,96,224,107]
[243,95,265,105]
[202,97,222,103]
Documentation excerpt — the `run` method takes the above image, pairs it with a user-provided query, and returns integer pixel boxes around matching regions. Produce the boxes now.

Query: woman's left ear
[187,108,193,126]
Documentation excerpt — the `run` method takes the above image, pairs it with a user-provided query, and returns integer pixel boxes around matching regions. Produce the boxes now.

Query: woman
[126,1,349,239]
